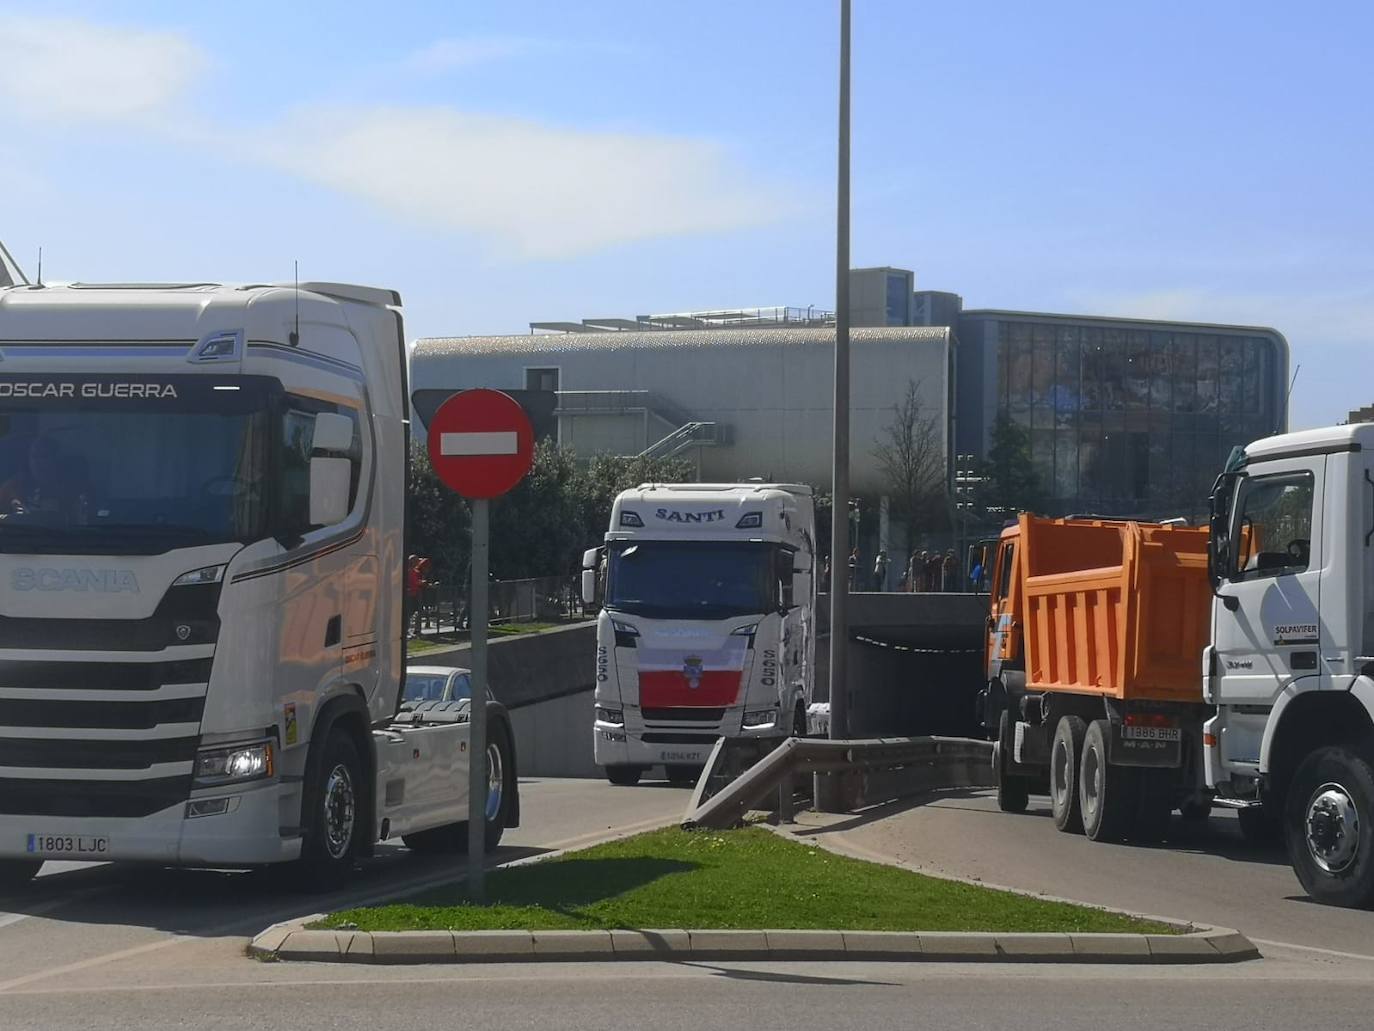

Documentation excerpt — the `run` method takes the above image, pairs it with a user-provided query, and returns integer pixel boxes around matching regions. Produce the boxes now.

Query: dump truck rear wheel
[996,711,1032,813]
[1051,715,1087,833]
[1080,720,1135,843]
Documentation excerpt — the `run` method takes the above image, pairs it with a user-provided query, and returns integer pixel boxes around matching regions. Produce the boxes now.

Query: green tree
[406,441,697,587]
[407,443,470,582]
[979,412,1043,517]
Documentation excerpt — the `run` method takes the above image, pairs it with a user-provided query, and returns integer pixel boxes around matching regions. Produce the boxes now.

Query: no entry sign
[425,389,534,499]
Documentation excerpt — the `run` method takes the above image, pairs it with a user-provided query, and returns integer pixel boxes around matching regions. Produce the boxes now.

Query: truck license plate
[1122,726,1181,743]
[1112,725,1182,767]
[25,834,109,858]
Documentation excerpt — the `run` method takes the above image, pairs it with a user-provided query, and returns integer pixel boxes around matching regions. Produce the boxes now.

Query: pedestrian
[821,554,831,593]
[406,555,427,635]
[873,550,889,592]
[847,547,859,592]
[941,549,957,592]
[926,551,943,594]
[906,550,921,592]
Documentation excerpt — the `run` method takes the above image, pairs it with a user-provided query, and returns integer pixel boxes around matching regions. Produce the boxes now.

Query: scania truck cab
[0,280,516,890]
[583,483,816,786]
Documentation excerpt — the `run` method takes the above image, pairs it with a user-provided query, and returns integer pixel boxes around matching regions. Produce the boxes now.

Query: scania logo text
[11,568,141,593]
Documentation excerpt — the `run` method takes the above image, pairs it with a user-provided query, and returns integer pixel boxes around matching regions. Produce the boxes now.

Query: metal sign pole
[817,0,852,813]
[466,498,489,902]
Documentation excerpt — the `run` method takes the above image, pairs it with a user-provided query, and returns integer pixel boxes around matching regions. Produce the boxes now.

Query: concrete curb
[250,924,1260,965]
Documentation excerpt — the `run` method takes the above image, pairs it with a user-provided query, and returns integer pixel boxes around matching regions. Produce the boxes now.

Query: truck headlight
[173,564,227,587]
[194,741,274,787]
[743,708,778,729]
[596,707,625,726]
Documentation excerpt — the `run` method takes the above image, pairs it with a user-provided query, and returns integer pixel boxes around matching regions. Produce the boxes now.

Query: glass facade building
[955,312,1288,520]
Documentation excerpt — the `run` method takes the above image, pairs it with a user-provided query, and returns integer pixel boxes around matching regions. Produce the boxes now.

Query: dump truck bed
[1018,515,1211,703]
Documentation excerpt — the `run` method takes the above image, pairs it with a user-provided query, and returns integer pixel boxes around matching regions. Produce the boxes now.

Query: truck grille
[0,777,194,819]
[641,732,720,745]
[0,652,211,818]
[642,707,726,723]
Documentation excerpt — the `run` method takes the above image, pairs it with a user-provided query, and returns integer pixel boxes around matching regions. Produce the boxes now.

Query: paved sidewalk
[773,790,1374,960]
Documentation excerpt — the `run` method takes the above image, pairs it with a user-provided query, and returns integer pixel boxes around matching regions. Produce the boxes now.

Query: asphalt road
[0,954,1371,1031]
[798,789,1374,959]
[0,777,692,999]
[2,779,1374,1030]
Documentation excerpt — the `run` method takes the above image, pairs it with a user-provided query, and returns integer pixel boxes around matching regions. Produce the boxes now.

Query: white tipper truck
[581,483,816,786]
[1203,422,1374,906]
[0,279,516,890]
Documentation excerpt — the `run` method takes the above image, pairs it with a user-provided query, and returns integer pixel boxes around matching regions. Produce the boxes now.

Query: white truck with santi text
[582,483,815,786]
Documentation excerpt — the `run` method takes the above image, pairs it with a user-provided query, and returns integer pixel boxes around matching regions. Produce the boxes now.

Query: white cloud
[252,107,799,259]
[404,36,554,74]
[0,14,205,121]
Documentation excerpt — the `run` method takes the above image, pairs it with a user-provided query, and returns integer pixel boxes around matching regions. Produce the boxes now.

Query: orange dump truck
[979,514,1215,842]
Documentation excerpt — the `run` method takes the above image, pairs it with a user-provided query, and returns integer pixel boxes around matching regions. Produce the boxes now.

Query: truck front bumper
[0,781,300,868]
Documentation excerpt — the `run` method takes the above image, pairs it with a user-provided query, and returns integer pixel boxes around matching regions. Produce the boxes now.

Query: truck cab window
[1231,472,1314,579]
[997,543,1016,600]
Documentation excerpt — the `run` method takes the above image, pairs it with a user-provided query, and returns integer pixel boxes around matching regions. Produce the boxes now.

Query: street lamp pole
[818,0,852,812]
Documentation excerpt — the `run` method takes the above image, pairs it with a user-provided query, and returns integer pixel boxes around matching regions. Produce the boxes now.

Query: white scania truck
[582,483,816,786]
[0,279,516,890]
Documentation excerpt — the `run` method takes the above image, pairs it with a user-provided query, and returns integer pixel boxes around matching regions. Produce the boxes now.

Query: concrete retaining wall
[411,623,599,779]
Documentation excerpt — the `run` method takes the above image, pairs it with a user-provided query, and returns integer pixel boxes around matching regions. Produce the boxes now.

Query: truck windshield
[606,540,779,619]
[0,375,274,554]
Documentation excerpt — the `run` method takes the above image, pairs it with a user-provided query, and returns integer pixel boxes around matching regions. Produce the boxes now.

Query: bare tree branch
[872,378,946,551]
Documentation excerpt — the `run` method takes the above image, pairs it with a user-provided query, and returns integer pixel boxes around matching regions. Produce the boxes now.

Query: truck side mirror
[312,411,353,451]
[1207,471,1242,595]
[310,456,351,526]
[581,547,602,606]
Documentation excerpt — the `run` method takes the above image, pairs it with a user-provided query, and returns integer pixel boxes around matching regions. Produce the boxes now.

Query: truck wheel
[996,711,1031,813]
[1132,768,1173,843]
[1079,719,1135,843]
[292,728,363,891]
[1050,715,1087,833]
[605,765,643,786]
[403,721,514,854]
[666,764,702,787]
[0,859,40,892]
[1284,746,1374,909]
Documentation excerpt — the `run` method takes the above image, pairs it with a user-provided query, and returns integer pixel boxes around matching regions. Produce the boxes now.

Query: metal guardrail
[682,734,995,830]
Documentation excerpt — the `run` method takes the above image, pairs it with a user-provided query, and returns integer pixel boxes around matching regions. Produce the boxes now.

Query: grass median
[318,827,1174,934]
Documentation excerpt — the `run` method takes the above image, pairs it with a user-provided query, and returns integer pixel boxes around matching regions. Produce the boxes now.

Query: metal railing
[682,734,995,830]
[411,574,587,636]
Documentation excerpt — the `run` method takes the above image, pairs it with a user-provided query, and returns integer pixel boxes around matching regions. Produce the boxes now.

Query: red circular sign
[426,389,534,499]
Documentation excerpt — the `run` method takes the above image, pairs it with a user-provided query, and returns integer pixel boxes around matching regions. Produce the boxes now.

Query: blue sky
[1,1,1370,428]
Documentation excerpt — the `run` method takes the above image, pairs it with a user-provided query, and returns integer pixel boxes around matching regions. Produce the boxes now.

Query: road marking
[0,811,683,994]
[440,431,517,456]
[1249,939,1374,962]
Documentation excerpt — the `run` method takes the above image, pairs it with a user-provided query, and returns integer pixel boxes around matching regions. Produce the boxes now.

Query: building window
[525,367,559,393]
[885,274,908,325]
